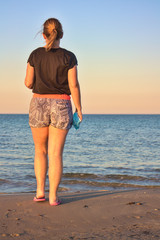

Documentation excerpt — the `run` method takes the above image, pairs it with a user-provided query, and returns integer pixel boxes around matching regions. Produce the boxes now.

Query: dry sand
[0,188,160,240]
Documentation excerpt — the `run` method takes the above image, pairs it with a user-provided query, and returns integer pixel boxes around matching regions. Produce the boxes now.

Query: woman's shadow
[54,189,138,205]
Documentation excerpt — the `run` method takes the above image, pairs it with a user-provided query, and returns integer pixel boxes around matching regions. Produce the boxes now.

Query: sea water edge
[0,114,160,194]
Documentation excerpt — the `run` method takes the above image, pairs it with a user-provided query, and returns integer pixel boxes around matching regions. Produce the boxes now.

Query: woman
[25,18,82,206]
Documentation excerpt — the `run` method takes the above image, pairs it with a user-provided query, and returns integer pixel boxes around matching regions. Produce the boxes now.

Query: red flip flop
[33,196,46,202]
[50,199,62,206]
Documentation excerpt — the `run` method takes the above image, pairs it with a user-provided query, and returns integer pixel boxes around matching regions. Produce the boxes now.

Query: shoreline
[1,188,160,239]
[1,185,160,195]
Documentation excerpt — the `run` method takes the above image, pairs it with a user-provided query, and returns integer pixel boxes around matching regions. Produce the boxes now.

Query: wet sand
[0,188,160,239]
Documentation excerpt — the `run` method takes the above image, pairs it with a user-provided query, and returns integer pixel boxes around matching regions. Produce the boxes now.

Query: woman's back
[28,47,77,95]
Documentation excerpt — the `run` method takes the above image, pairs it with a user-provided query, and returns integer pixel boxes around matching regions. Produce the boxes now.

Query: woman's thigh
[31,127,49,153]
[48,126,69,157]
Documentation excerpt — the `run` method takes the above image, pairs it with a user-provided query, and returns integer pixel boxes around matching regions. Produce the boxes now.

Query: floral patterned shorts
[29,97,73,129]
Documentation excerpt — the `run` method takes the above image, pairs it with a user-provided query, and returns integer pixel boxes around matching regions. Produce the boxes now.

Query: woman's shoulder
[59,48,76,57]
[59,48,78,67]
[29,47,45,56]
[59,48,78,64]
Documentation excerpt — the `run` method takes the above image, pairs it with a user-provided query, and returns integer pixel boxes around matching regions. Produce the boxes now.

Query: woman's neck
[44,39,60,49]
[52,39,60,48]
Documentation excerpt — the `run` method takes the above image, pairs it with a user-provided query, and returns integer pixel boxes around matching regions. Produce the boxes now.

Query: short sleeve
[69,53,78,69]
[27,51,34,67]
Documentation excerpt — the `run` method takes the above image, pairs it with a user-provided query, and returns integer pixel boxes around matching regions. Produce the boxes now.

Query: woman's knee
[35,144,48,156]
[48,151,62,160]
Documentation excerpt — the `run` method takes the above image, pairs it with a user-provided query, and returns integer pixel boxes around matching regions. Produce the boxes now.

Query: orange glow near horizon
[0,1,159,114]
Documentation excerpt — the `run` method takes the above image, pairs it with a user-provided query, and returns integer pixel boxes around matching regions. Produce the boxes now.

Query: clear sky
[0,0,159,114]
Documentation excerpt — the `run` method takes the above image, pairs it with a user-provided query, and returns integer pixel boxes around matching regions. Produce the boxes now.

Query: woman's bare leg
[31,127,48,198]
[48,126,68,204]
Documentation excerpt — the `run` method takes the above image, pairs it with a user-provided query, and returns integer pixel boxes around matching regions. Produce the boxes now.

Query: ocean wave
[62,179,160,189]
[63,172,160,182]
[0,178,11,185]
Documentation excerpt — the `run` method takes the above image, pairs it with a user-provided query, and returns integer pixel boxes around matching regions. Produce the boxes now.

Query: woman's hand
[77,109,82,121]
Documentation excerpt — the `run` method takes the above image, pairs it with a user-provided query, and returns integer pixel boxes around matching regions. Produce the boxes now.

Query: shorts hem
[29,123,72,130]
[50,123,72,130]
[29,123,49,128]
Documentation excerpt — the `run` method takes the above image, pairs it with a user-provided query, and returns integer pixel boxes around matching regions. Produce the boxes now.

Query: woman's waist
[33,93,71,100]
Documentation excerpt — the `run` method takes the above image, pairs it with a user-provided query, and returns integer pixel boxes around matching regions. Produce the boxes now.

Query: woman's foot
[50,199,62,206]
[49,193,61,205]
[33,196,46,202]
[36,188,45,200]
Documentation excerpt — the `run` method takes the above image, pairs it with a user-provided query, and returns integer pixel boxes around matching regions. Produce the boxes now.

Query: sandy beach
[0,188,160,240]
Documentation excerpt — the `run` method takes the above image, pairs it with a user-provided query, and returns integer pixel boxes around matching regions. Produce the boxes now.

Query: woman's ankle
[49,192,58,203]
[36,188,45,198]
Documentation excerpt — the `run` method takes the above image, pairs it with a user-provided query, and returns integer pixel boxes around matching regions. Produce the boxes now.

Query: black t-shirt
[27,47,78,95]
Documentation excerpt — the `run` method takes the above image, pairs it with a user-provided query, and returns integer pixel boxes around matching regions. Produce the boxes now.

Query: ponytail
[43,18,63,51]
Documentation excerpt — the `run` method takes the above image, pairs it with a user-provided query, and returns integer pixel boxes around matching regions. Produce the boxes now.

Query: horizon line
[0,113,160,115]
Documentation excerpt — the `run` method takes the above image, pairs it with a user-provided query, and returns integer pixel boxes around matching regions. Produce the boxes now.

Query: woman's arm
[24,63,35,89]
[68,65,82,121]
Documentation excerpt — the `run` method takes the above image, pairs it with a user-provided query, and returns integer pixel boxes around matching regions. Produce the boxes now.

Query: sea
[0,114,160,194]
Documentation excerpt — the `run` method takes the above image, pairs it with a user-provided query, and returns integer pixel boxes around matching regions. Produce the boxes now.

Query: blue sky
[0,0,159,113]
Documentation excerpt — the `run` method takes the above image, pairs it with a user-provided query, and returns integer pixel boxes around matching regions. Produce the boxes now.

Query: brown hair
[43,18,63,51]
